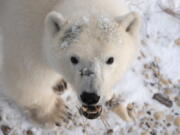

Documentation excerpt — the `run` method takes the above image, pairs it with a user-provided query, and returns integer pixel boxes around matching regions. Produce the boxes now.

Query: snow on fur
[0,0,180,135]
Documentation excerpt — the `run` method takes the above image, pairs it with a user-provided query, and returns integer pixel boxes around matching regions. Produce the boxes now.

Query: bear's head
[44,11,141,116]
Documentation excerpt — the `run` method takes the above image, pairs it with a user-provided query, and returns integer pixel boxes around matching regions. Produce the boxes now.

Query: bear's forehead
[60,16,121,49]
[74,16,120,36]
[85,16,120,42]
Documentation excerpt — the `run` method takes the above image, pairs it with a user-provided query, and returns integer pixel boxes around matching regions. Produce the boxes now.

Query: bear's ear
[116,12,141,37]
[45,11,66,37]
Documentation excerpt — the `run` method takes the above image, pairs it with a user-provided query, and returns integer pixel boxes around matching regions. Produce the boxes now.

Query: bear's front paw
[113,103,137,122]
[53,79,67,95]
[52,98,73,127]
[27,98,73,127]
[106,97,137,122]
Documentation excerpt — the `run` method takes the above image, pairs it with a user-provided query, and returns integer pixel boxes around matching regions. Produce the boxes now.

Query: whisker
[104,118,111,128]
[76,105,89,135]
[76,105,81,115]
[100,115,110,129]
[82,117,89,135]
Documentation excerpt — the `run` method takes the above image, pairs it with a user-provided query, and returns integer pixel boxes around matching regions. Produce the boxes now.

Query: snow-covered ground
[0,0,180,135]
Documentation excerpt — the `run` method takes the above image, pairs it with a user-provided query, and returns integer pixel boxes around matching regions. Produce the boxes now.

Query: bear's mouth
[79,105,102,119]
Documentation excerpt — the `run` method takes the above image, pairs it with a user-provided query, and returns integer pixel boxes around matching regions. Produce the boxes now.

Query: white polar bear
[0,0,141,124]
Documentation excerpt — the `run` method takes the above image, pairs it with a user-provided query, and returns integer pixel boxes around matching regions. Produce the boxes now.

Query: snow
[0,0,180,135]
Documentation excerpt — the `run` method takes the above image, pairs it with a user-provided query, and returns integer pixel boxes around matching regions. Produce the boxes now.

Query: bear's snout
[80,68,95,77]
[80,92,100,105]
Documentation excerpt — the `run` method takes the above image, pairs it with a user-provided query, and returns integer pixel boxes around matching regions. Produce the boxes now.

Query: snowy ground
[0,0,180,135]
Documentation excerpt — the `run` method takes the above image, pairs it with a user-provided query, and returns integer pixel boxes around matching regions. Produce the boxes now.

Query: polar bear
[0,0,141,125]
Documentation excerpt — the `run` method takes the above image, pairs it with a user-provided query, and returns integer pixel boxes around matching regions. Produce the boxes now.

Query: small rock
[164,89,172,95]
[159,77,169,85]
[153,93,173,108]
[174,96,180,106]
[147,111,151,115]
[144,64,149,69]
[145,122,151,128]
[166,123,171,127]
[1,125,11,135]
[176,128,180,133]
[144,74,150,79]
[154,57,161,63]
[140,51,146,58]
[150,131,157,135]
[127,127,134,133]
[138,111,145,117]
[174,117,180,127]
[153,111,164,120]
[164,131,171,135]
[107,129,113,135]
[141,131,150,135]
[82,128,86,133]
[175,37,180,46]
[11,132,18,135]
[26,130,33,135]
[166,115,174,122]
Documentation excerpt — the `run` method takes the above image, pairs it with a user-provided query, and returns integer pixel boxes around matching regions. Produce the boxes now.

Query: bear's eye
[106,57,114,65]
[70,56,79,65]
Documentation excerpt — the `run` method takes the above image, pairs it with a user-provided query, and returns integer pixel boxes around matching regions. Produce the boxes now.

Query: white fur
[0,0,141,124]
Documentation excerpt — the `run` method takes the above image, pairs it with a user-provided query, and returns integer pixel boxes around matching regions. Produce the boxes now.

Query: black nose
[80,92,100,105]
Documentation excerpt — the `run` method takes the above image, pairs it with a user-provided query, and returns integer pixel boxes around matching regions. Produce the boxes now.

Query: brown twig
[158,1,180,19]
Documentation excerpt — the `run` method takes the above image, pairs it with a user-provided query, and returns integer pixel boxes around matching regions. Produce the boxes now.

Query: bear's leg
[27,95,72,126]
[1,64,72,126]
[24,81,72,126]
